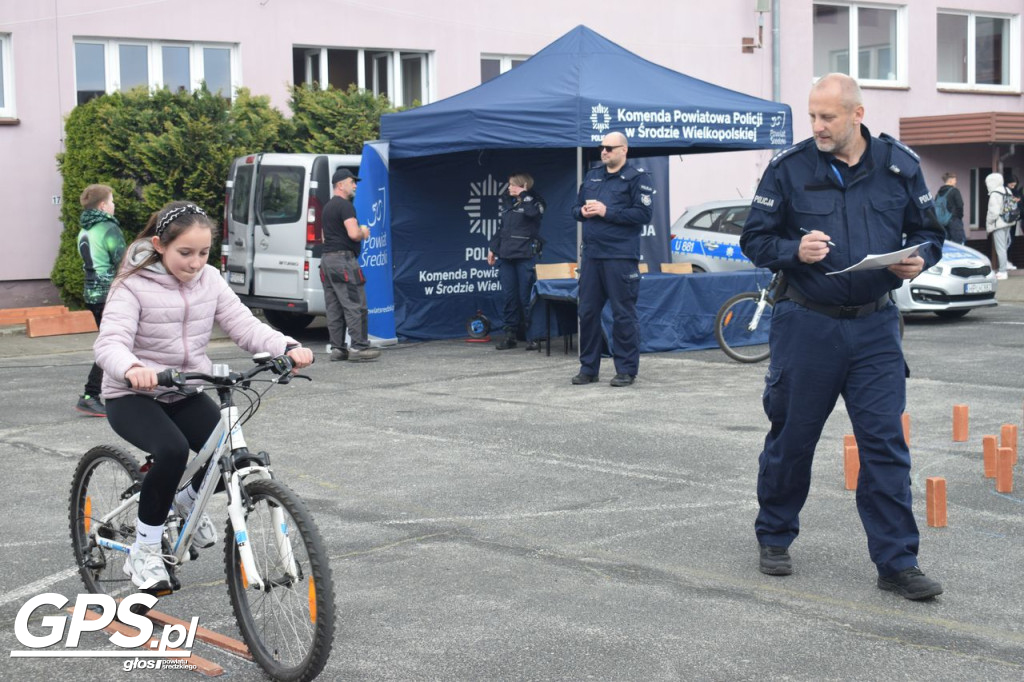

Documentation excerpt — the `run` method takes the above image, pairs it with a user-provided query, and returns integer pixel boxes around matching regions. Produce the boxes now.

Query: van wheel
[263,310,315,333]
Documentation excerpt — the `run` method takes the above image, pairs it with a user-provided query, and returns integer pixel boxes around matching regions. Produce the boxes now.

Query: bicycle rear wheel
[715,292,773,363]
[225,479,335,682]
[69,445,142,595]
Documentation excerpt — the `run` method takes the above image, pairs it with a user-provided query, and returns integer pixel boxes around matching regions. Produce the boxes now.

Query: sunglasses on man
[599,145,623,152]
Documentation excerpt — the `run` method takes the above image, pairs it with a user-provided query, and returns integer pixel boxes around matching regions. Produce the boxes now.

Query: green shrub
[52,87,287,308]
[53,83,400,307]
[284,84,396,154]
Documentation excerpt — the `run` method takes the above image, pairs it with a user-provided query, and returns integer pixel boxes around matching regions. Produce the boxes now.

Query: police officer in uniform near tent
[740,73,945,600]
[571,131,654,387]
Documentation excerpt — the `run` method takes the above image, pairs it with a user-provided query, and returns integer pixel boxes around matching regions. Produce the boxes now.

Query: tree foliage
[52,84,395,307]
[284,84,395,154]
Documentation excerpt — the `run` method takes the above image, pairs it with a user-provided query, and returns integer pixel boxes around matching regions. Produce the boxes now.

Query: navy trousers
[755,299,920,577]
[497,258,535,337]
[577,258,640,377]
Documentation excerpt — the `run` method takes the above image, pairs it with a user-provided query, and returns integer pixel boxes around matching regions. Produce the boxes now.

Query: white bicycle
[69,352,335,681]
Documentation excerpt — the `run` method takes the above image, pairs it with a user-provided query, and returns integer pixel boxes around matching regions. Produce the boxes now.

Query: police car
[669,199,998,318]
[668,200,753,273]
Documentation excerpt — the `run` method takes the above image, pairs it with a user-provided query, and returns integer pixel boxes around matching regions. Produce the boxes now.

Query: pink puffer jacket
[95,250,297,401]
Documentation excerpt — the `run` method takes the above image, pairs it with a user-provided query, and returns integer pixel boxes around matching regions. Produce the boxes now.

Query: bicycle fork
[747,291,771,331]
[225,467,300,591]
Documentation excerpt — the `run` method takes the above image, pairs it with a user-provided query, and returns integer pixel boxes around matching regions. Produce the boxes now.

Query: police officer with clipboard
[740,74,945,600]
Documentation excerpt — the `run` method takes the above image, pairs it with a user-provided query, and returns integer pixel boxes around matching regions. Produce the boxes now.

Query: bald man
[740,73,945,599]
[570,131,654,387]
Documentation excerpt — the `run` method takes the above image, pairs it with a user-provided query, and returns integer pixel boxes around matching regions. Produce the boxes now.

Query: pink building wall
[1,0,1021,289]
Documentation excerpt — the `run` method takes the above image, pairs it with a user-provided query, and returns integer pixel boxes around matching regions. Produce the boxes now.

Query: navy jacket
[573,164,654,260]
[489,191,545,260]
[740,127,944,306]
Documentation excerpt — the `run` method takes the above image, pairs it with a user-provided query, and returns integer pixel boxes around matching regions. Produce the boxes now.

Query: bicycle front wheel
[69,445,142,595]
[225,479,335,682]
[715,292,773,363]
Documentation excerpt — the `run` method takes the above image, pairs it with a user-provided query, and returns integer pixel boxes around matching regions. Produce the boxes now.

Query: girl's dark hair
[115,201,214,285]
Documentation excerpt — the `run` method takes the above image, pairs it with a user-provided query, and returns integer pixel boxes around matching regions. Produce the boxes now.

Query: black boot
[495,334,517,350]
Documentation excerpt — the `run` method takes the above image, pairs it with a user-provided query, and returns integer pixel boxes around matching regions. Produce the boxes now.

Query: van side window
[258,167,304,224]
[231,165,254,223]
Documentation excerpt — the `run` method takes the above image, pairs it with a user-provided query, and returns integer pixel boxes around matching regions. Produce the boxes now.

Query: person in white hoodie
[985,172,1015,279]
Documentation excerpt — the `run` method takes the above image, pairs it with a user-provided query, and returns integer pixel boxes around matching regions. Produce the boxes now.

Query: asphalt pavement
[1,291,1023,681]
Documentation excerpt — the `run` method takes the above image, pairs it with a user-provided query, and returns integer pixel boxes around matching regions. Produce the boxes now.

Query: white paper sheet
[825,244,921,275]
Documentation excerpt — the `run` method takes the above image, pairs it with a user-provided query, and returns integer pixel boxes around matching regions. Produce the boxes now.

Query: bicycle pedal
[189,547,200,561]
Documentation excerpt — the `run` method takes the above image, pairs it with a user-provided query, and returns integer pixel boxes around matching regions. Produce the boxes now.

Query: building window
[292,47,432,107]
[162,45,190,93]
[813,3,905,85]
[118,44,149,91]
[0,34,14,118]
[75,42,106,105]
[480,54,528,83]
[73,38,239,104]
[937,12,1018,90]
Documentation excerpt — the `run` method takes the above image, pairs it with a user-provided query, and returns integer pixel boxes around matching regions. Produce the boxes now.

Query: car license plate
[229,271,245,285]
[964,282,992,294]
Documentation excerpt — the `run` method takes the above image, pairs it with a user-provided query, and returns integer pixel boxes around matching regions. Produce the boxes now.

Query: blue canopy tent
[379,25,792,340]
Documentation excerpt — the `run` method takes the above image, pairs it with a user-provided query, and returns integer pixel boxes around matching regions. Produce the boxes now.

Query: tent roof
[381,25,792,159]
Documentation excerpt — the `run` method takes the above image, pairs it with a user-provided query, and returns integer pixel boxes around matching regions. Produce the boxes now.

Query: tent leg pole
[576,146,583,360]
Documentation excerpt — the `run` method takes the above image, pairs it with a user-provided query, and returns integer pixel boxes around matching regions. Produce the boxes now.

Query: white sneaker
[996,272,1008,280]
[174,501,217,549]
[1007,264,1018,270]
[123,542,171,590]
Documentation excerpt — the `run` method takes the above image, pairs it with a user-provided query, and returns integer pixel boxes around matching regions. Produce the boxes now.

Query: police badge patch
[641,194,652,206]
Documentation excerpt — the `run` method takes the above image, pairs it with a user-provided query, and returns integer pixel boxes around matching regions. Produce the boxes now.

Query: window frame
[812,2,908,88]
[936,10,1020,93]
[480,53,529,83]
[73,37,240,103]
[0,33,16,119]
[295,46,433,106]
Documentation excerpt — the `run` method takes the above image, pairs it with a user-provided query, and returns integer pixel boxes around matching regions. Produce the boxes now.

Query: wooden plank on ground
[26,310,98,337]
[66,606,224,677]
[145,609,252,660]
[0,305,67,325]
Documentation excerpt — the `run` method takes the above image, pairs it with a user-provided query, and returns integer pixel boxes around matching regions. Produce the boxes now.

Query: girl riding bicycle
[94,200,313,591]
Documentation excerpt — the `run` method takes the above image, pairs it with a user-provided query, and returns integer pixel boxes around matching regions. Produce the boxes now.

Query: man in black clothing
[935,172,965,244]
[320,168,381,362]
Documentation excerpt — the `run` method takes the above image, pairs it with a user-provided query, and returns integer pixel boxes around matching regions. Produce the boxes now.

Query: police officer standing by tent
[740,73,945,600]
[489,172,546,351]
[571,131,654,387]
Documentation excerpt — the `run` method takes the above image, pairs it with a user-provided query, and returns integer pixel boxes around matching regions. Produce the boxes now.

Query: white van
[221,153,361,332]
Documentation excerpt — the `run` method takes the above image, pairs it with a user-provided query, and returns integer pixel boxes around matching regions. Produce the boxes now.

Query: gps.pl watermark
[10,593,198,661]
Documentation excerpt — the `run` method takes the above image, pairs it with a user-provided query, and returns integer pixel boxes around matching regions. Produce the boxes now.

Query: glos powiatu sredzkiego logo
[11,592,199,670]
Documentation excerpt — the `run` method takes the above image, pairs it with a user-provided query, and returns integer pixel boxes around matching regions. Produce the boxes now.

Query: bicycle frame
[86,377,293,592]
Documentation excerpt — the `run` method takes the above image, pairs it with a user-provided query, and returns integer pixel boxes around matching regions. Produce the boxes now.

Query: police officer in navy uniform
[740,74,945,600]
[571,131,654,387]
[489,172,546,351]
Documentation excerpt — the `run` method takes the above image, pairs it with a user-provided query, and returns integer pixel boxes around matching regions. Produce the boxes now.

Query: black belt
[782,288,891,319]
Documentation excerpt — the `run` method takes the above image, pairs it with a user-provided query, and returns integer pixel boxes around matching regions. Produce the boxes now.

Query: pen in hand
[799,228,837,248]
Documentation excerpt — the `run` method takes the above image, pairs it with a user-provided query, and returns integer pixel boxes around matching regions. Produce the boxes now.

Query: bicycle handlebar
[156,352,304,389]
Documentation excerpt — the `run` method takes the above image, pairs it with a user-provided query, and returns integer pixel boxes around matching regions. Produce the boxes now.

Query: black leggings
[106,393,221,526]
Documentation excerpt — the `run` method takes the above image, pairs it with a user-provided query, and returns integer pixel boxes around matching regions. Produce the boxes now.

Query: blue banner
[391,149,578,340]
[390,149,674,340]
[354,141,396,342]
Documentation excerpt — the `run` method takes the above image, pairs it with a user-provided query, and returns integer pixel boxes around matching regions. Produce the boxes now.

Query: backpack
[933,191,952,227]
[999,192,1021,224]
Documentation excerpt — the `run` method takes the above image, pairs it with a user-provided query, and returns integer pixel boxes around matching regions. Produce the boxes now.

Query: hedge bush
[52,84,395,307]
